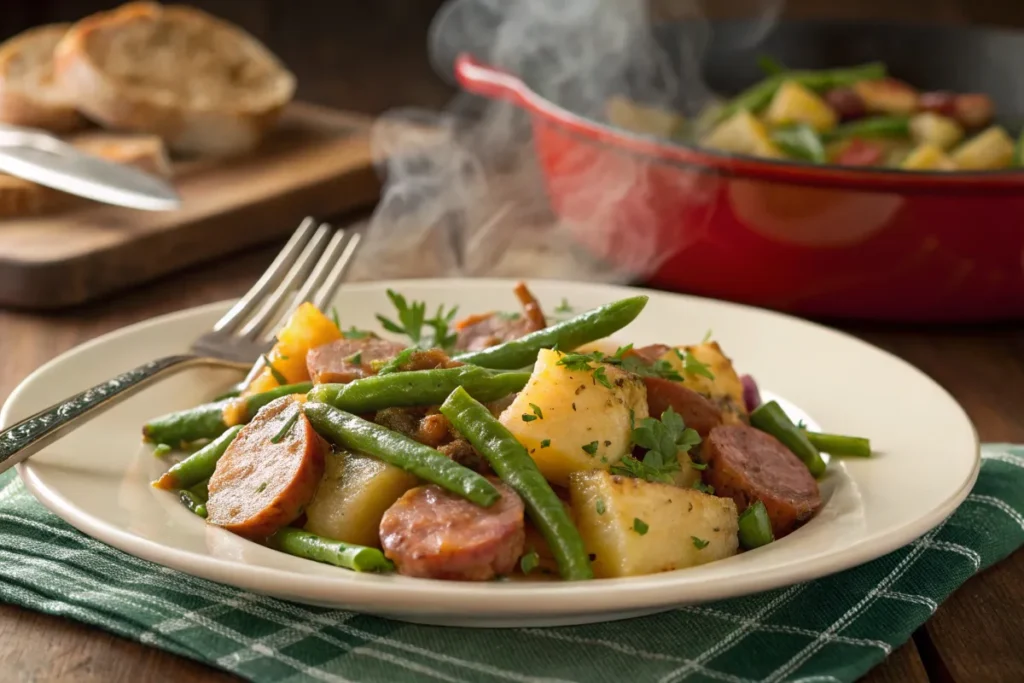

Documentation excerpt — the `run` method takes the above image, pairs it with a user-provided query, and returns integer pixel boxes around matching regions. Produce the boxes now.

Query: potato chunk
[910,112,964,150]
[304,449,419,547]
[951,126,1015,170]
[901,143,957,171]
[246,302,342,395]
[659,342,748,424]
[499,349,648,487]
[570,470,738,578]
[702,110,783,158]
[764,81,837,133]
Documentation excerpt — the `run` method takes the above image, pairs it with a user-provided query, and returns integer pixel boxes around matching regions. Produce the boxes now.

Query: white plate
[2,279,980,627]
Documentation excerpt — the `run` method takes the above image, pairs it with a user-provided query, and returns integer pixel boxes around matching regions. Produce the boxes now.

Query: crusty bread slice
[0,132,172,218]
[0,23,85,133]
[54,2,296,157]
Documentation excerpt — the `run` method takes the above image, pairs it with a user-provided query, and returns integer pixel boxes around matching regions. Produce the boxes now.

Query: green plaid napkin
[1,444,1021,683]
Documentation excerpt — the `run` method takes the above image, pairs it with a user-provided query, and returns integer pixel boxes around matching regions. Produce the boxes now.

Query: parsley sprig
[676,349,715,380]
[376,289,458,352]
[611,407,701,484]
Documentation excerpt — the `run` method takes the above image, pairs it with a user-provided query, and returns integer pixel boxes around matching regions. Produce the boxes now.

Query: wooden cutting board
[0,102,381,310]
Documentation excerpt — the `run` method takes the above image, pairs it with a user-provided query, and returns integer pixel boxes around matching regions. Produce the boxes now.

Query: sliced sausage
[702,424,821,539]
[643,376,723,437]
[379,478,525,580]
[455,282,546,351]
[623,344,670,365]
[207,397,327,540]
[306,338,407,384]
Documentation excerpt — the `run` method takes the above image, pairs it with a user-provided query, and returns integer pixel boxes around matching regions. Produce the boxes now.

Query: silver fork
[0,217,363,475]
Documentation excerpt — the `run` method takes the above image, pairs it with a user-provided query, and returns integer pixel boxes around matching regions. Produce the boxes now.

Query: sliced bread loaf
[0,132,171,218]
[0,23,85,133]
[54,2,296,157]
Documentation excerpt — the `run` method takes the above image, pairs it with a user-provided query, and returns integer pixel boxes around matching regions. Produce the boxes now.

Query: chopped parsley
[702,329,713,343]
[691,536,710,550]
[633,518,649,535]
[581,441,599,456]
[611,406,701,484]
[692,480,715,495]
[690,461,708,471]
[270,412,300,444]
[375,348,415,376]
[330,306,341,329]
[496,311,522,321]
[596,499,606,515]
[376,289,458,351]
[521,413,538,423]
[676,349,715,380]
[557,353,598,372]
[256,482,268,493]
[152,443,172,458]
[592,345,684,382]
[554,298,573,314]
[520,549,539,574]
[593,366,612,389]
[346,351,363,366]
[262,354,288,385]
[344,326,372,339]
[529,403,543,420]
[540,439,551,448]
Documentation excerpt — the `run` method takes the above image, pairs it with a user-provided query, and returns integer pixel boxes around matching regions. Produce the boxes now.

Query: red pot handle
[454,53,534,110]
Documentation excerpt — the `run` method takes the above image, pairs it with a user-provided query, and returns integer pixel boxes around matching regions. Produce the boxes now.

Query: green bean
[757,54,786,76]
[307,367,531,413]
[179,490,208,518]
[454,296,648,370]
[804,431,872,458]
[738,501,773,549]
[188,479,210,502]
[771,124,826,163]
[268,527,394,572]
[142,382,312,445]
[825,115,910,142]
[303,402,500,507]
[750,401,827,478]
[716,62,887,122]
[152,425,243,490]
[440,386,593,581]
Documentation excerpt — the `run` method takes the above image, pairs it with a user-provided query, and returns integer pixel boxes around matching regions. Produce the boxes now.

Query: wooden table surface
[0,237,1021,682]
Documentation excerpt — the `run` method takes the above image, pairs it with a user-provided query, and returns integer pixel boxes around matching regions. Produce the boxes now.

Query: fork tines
[214,217,362,343]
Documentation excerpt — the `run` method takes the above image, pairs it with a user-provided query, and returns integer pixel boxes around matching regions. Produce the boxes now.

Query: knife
[0,124,181,211]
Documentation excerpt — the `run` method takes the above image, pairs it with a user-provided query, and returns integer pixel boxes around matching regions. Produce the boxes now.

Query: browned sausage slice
[702,424,821,539]
[379,478,525,580]
[306,338,407,384]
[206,396,327,540]
[643,376,723,437]
[454,282,547,351]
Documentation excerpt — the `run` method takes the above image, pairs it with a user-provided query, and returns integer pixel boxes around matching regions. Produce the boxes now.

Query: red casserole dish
[454,21,1024,322]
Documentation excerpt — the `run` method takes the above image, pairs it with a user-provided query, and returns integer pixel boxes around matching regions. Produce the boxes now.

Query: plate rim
[3,278,982,622]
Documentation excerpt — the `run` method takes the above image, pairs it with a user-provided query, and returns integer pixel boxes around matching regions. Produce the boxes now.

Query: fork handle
[0,354,222,475]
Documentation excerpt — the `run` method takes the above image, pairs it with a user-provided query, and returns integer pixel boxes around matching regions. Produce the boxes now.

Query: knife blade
[0,127,181,211]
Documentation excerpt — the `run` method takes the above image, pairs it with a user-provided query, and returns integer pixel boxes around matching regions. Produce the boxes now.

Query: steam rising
[349,0,782,284]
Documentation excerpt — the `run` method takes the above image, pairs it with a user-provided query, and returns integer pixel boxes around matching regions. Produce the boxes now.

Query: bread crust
[0,23,85,133]
[55,2,295,156]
